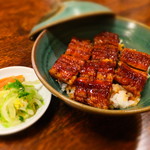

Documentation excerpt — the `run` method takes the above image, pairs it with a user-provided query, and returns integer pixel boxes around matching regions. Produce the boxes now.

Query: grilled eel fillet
[49,38,93,85]
[120,48,150,71]
[93,32,120,46]
[92,32,119,63]
[114,61,148,97]
[65,37,93,61]
[49,54,85,85]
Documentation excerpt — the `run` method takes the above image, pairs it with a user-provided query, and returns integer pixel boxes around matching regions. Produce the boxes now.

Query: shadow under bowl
[32,13,150,115]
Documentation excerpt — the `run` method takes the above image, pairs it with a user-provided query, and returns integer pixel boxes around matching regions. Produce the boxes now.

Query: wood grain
[0,0,150,150]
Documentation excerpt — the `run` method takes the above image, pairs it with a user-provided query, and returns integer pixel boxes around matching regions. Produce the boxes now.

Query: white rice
[66,85,75,99]
[58,81,67,92]
[110,84,140,109]
[58,81,75,98]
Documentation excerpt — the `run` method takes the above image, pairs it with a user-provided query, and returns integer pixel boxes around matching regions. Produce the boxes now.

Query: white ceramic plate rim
[0,66,52,135]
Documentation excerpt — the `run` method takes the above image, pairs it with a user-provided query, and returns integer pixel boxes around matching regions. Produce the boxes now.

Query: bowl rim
[32,13,150,115]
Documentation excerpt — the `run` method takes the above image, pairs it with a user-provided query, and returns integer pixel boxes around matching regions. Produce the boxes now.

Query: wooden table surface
[0,0,150,149]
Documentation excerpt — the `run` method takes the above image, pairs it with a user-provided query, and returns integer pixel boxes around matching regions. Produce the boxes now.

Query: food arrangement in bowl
[49,31,150,110]
[32,13,150,115]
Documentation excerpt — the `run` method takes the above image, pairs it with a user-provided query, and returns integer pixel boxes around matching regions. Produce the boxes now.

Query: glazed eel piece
[114,61,148,97]
[49,37,93,85]
[120,48,150,71]
[92,32,120,63]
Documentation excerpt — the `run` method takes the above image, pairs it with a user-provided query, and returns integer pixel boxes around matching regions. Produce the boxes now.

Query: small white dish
[0,66,52,135]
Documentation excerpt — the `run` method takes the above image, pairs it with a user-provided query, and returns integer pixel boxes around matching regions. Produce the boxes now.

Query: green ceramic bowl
[32,13,150,115]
